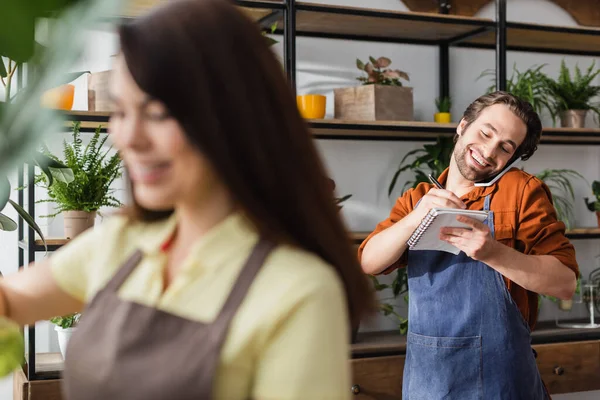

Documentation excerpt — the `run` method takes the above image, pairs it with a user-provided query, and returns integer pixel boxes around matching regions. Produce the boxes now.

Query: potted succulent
[542,60,600,128]
[584,180,600,227]
[50,313,80,359]
[334,56,413,121]
[36,122,122,239]
[434,96,452,123]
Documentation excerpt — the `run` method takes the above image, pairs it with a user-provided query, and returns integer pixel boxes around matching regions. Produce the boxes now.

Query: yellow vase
[296,94,326,119]
[434,112,451,123]
[41,84,75,110]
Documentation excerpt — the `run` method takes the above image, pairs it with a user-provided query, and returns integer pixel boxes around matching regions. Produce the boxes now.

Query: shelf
[64,111,110,133]
[25,352,64,380]
[60,113,600,145]
[19,239,69,253]
[310,119,600,145]
[272,3,494,45]
[458,21,600,56]
[351,228,600,244]
[352,319,600,358]
[118,0,284,24]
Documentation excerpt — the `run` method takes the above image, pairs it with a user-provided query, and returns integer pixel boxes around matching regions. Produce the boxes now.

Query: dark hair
[458,91,542,161]
[117,0,374,326]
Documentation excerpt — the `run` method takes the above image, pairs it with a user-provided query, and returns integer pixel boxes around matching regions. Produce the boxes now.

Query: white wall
[1,0,600,398]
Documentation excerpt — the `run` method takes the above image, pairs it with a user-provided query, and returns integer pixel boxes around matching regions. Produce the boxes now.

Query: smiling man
[359,91,578,399]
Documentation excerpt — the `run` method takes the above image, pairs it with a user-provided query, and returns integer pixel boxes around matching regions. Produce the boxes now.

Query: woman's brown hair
[118,0,374,326]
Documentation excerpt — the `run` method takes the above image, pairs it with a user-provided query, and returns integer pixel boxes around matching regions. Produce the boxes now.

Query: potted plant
[388,135,454,197]
[434,96,452,123]
[36,122,122,239]
[584,180,600,227]
[542,60,600,128]
[535,169,586,230]
[334,56,413,121]
[478,64,553,117]
[50,313,80,359]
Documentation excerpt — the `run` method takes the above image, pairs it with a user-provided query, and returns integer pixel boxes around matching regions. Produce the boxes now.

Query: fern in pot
[542,60,600,128]
[37,122,122,239]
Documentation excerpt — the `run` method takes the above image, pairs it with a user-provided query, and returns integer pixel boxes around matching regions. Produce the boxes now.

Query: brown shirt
[358,168,579,330]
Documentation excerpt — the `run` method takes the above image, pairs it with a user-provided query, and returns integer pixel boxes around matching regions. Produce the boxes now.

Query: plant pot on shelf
[560,109,587,128]
[434,112,451,123]
[87,70,112,112]
[55,326,77,359]
[558,299,573,311]
[334,85,413,121]
[596,211,600,227]
[63,210,96,239]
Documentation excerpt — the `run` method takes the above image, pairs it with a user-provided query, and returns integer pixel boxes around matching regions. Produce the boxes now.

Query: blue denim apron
[403,194,547,399]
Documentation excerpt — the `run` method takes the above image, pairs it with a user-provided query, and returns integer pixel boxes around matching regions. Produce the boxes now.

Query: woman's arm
[0,259,84,326]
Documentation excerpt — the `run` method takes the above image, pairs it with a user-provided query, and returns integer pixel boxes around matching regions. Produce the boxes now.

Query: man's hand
[409,188,466,227]
[439,215,500,261]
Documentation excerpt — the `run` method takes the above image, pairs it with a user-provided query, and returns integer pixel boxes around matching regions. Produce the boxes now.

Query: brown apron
[62,239,274,400]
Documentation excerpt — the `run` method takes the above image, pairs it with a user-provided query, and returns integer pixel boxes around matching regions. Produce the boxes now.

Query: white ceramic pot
[55,326,77,359]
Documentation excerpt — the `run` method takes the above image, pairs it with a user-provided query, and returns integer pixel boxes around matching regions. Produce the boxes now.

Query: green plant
[479,64,553,116]
[535,169,586,230]
[50,313,80,329]
[542,60,600,123]
[262,22,279,47]
[36,122,122,216]
[388,136,454,197]
[370,274,409,335]
[585,180,600,212]
[435,96,452,113]
[327,178,351,209]
[0,1,120,244]
[356,56,409,87]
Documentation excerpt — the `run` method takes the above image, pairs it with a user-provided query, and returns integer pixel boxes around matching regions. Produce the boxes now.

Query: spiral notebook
[407,208,490,254]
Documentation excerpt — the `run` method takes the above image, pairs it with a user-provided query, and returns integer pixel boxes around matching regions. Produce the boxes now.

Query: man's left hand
[439,216,500,261]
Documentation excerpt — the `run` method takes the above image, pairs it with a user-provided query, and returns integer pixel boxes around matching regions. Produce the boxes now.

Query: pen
[428,174,444,189]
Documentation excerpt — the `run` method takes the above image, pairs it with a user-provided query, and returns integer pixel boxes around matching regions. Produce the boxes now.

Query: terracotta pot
[63,211,96,239]
[558,299,573,311]
[560,109,587,128]
[597,211,600,228]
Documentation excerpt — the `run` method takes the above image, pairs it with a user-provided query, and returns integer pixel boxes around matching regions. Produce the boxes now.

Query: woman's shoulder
[258,244,346,300]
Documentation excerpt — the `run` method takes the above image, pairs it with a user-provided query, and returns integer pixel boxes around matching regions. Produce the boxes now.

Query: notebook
[407,208,490,255]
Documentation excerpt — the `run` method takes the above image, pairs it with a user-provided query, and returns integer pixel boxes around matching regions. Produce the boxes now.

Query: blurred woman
[0,0,374,398]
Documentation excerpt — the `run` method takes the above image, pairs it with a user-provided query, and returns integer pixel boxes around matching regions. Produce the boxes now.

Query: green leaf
[8,200,46,250]
[356,58,365,71]
[0,213,17,231]
[48,166,75,184]
[0,176,10,211]
[0,59,7,78]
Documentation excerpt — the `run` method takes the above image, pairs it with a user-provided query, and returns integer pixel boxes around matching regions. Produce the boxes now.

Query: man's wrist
[480,240,512,269]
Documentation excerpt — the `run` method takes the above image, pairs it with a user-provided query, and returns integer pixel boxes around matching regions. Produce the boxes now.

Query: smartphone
[473,157,522,187]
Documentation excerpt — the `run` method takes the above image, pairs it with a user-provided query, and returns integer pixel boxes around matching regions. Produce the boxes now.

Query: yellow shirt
[51,212,351,400]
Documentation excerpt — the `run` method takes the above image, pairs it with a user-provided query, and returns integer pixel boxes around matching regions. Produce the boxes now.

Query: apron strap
[103,250,145,292]
[484,194,491,211]
[209,238,275,343]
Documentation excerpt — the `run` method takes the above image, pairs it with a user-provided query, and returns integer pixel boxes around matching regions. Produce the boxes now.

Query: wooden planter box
[334,85,414,121]
[87,70,112,112]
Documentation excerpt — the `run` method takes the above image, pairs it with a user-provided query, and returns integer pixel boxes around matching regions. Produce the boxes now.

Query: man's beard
[454,143,496,182]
